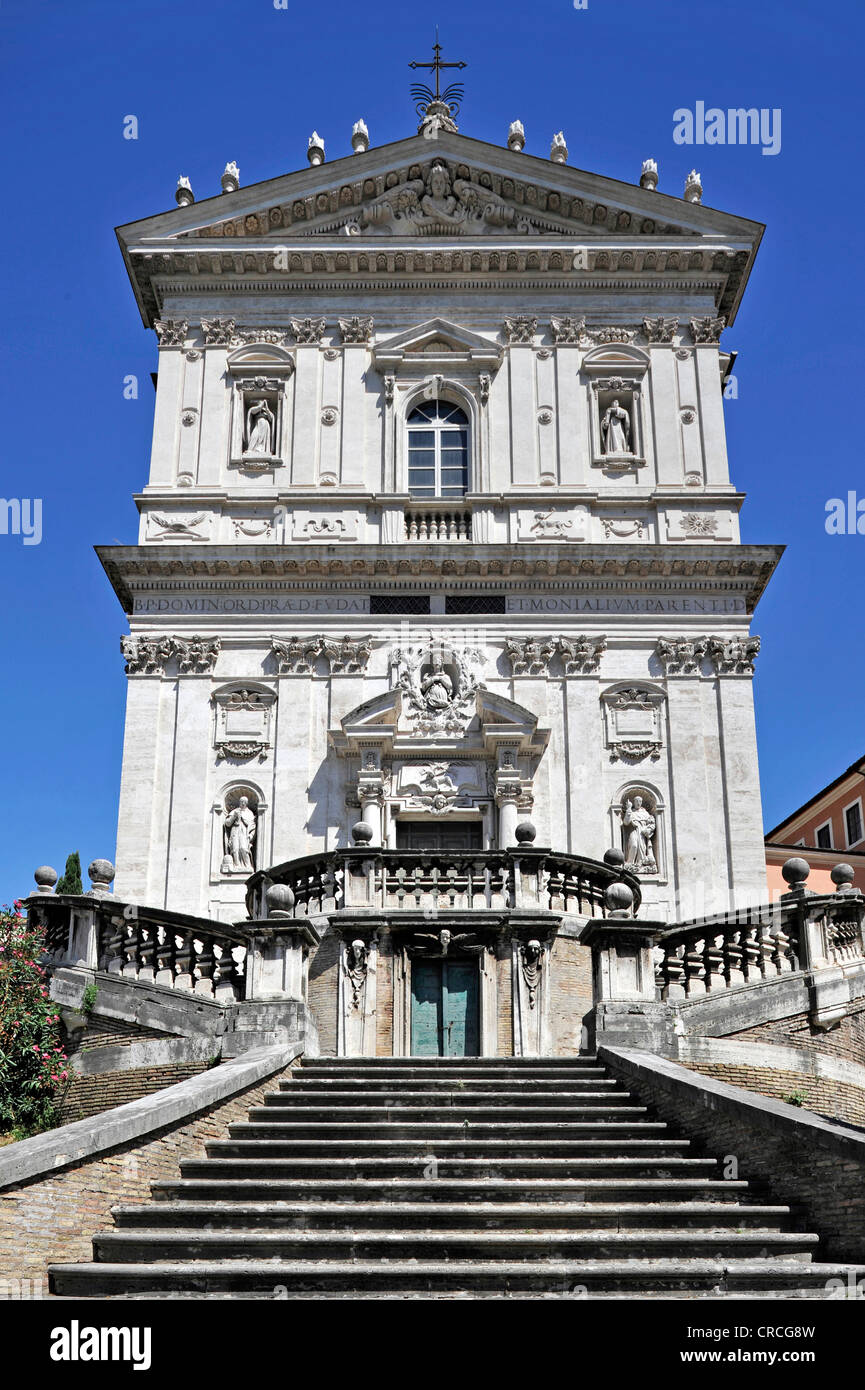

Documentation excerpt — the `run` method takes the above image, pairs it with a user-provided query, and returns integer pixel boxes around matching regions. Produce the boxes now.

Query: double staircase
[49,1056,865,1298]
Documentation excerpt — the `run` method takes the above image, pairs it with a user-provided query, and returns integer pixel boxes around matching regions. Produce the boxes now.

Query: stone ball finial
[603,847,626,870]
[507,120,526,152]
[307,132,325,166]
[515,820,537,844]
[684,169,703,203]
[265,882,295,918]
[605,881,634,917]
[175,176,194,206]
[34,865,58,894]
[781,856,810,889]
[351,119,369,154]
[639,158,658,191]
[831,862,856,892]
[351,821,374,845]
[550,131,568,164]
[221,161,240,193]
[87,859,116,896]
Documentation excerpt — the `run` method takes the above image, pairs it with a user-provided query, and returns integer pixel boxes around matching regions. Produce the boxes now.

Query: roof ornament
[550,131,568,164]
[220,161,240,193]
[175,176,194,207]
[351,119,370,154]
[684,169,703,203]
[639,158,658,191]
[507,120,525,153]
[409,32,466,136]
[307,132,325,166]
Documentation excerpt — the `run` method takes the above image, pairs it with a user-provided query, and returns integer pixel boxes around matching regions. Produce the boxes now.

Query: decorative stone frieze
[655,637,708,676]
[391,640,484,734]
[504,637,558,676]
[290,317,327,344]
[271,635,372,674]
[549,315,586,345]
[506,636,607,676]
[153,319,188,347]
[601,685,665,762]
[174,636,221,674]
[201,318,237,345]
[338,315,374,344]
[120,635,174,676]
[705,635,761,676]
[213,686,276,761]
[146,512,210,542]
[690,315,726,344]
[642,316,678,343]
[503,315,537,344]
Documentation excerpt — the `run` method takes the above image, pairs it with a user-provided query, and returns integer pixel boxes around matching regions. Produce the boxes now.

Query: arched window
[407,400,469,497]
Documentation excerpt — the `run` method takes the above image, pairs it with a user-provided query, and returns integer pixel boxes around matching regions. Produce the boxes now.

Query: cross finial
[409,32,466,110]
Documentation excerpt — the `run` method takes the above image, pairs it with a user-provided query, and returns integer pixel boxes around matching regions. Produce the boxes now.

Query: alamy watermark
[825,492,865,535]
[674,102,781,156]
[0,498,42,545]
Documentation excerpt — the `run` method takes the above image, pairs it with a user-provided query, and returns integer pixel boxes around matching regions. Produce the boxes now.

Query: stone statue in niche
[520,939,544,1009]
[601,399,631,455]
[621,795,657,875]
[344,939,368,1010]
[222,795,256,872]
[421,654,454,711]
[244,399,275,457]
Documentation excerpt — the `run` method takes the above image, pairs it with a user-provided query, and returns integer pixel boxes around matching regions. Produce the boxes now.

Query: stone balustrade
[247,847,639,923]
[403,507,472,541]
[654,907,799,1000]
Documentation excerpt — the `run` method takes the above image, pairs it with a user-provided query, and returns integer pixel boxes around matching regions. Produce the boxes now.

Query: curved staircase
[49,1056,865,1299]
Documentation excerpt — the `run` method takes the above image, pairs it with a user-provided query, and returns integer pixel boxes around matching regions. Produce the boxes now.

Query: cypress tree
[55,851,83,896]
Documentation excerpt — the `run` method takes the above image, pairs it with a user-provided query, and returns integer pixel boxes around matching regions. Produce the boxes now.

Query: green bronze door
[411,959,479,1056]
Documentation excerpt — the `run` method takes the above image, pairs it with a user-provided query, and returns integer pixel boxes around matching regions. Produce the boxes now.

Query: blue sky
[1,0,863,900]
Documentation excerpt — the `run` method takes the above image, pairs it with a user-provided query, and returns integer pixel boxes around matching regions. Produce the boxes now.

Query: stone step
[227,1120,671,1141]
[178,1156,717,1180]
[50,1259,865,1299]
[205,1137,691,1159]
[296,1066,609,1081]
[301,1056,600,1067]
[263,1088,635,1107]
[249,1104,652,1123]
[152,1176,752,1204]
[281,1077,621,1092]
[111,1201,795,1233]
[91,1228,820,1264]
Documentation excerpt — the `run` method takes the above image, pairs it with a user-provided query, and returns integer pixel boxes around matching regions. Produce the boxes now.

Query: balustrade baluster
[174,931,193,990]
[122,922,139,980]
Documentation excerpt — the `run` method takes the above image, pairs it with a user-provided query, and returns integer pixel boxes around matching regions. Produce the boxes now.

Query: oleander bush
[0,904,68,1136]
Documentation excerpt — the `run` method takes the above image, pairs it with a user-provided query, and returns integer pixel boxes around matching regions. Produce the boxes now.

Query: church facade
[103,97,779,1057]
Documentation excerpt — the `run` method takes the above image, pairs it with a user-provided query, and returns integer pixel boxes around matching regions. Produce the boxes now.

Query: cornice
[96,542,782,615]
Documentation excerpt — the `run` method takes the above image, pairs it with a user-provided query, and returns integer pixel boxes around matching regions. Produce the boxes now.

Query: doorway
[410,957,480,1057]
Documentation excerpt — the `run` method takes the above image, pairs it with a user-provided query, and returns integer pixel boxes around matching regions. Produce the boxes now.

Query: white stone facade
[106,127,776,926]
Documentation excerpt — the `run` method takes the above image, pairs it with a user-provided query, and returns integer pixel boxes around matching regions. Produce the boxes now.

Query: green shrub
[55,852,83,896]
[0,905,68,1134]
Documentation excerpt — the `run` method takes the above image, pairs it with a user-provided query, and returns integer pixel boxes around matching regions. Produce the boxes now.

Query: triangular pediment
[116,131,763,326]
[373,317,502,369]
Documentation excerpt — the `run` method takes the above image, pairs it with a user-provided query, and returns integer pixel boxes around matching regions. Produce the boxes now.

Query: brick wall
[731,999,865,1065]
[376,932,394,1056]
[549,935,593,1056]
[0,1063,296,1286]
[59,1062,211,1124]
[308,927,340,1055]
[495,948,512,1056]
[601,1047,865,1264]
[66,1015,172,1054]
[678,1061,865,1128]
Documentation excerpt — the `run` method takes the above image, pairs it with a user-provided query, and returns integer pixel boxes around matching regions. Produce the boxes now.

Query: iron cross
[409,35,466,100]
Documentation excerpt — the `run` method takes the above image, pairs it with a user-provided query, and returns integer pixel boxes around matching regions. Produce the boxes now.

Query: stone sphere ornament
[34,865,58,894]
[781,857,810,889]
[604,881,635,917]
[831,862,856,892]
[515,821,537,844]
[87,859,116,895]
[603,847,626,870]
[265,883,296,918]
[351,821,374,845]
